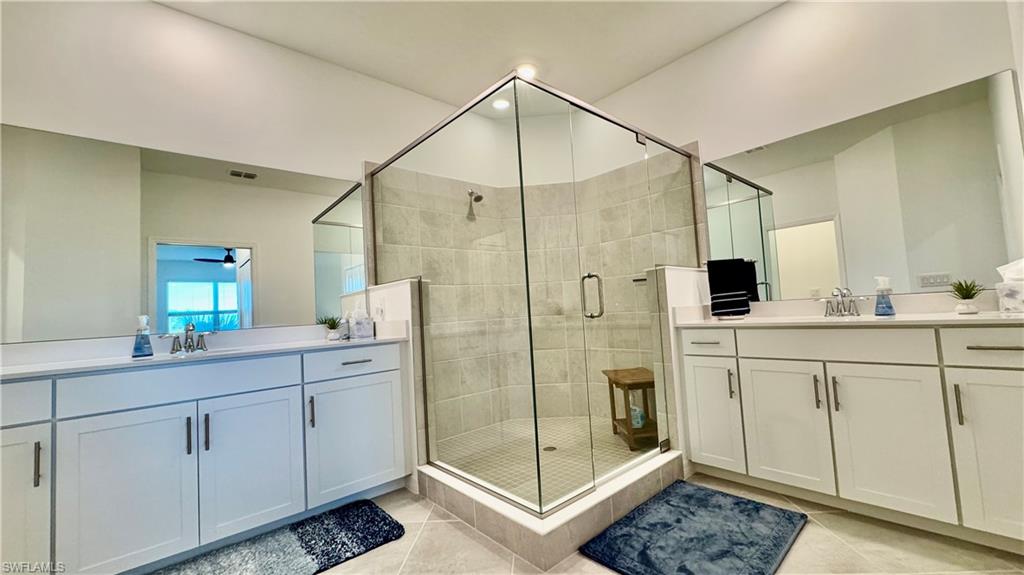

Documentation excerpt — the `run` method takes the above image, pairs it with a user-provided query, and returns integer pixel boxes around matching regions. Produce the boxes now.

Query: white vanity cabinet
[198,386,305,543]
[683,355,746,473]
[56,403,200,574]
[739,359,836,495]
[827,363,956,523]
[4,338,409,574]
[680,326,982,530]
[305,370,405,507]
[946,368,1024,539]
[1,423,51,567]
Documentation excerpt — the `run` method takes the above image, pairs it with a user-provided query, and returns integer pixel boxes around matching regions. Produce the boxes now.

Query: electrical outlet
[918,272,951,287]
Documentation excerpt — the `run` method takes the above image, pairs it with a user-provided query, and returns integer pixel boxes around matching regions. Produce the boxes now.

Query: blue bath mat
[580,480,806,575]
[156,499,405,575]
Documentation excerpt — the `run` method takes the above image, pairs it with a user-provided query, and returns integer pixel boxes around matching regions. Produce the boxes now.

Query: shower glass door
[567,106,660,491]
[568,114,687,489]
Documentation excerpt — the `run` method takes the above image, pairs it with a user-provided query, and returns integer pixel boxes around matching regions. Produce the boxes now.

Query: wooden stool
[602,367,657,450]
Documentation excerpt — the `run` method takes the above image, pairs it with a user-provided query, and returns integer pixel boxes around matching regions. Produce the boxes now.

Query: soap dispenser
[132,315,154,358]
[874,276,895,317]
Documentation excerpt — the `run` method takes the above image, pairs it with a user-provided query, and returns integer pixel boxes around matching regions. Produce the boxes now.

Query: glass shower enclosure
[703,163,777,301]
[367,73,697,514]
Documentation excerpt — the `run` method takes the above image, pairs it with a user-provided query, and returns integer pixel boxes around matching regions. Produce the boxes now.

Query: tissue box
[996,282,1024,312]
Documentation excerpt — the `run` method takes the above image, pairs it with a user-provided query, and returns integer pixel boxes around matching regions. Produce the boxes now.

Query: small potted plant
[950,279,984,315]
[317,316,343,340]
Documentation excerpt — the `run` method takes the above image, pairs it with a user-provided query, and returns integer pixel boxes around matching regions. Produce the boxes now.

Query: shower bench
[603,367,658,450]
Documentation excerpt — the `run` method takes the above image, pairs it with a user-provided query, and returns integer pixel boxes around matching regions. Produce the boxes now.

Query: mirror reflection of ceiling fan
[194,248,236,268]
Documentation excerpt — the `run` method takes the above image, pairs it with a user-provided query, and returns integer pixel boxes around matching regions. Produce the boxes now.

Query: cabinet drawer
[1,379,51,426]
[57,356,300,419]
[303,343,400,382]
[737,328,937,364]
[681,329,736,356]
[941,328,1024,369]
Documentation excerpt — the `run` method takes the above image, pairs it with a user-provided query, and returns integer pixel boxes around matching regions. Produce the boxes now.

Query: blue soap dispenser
[132,315,154,358]
[874,276,895,317]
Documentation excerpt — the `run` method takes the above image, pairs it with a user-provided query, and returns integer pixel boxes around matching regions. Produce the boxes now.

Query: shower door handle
[581,273,605,319]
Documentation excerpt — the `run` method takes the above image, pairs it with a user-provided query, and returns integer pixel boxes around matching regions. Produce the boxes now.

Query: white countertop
[674,310,1024,329]
[0,336,408,381]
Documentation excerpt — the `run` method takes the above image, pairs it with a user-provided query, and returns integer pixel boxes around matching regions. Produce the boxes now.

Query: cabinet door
[198,386,305,544]
[306,370,405,508]
[828,363,956,523]
[947,368,1024,539]
[57,403,199,574]
[740,359,836,494]
[2,423,50,566]
[684,356,746,473]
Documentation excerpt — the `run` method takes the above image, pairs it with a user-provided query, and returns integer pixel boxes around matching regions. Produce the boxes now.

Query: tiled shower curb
[417,451,684,570]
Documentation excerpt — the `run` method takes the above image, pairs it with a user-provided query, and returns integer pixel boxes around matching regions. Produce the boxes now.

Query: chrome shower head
[467,189,483,220]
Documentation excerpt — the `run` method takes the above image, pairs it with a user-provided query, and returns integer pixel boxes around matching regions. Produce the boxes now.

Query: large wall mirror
[704,70,1024,301]
[1,124,365,343]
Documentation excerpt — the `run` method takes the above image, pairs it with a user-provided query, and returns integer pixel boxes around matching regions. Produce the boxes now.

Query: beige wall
[893,99,1008,290]
[2,126,142,342]
[141,171,335,328]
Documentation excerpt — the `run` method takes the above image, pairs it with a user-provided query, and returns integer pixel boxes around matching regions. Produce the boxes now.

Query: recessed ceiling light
[492,98,510,111]
[516,64,537,80]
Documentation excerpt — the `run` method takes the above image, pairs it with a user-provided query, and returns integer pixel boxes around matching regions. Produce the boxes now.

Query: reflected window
[155,243,254,333]
[166,281,239,332]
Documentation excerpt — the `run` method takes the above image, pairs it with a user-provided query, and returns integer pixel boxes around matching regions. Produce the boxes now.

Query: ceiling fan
[194,248,236,268]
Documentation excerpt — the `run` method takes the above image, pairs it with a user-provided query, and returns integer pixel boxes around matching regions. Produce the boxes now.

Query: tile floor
[332,474,1024,574]
[435,416,655,508]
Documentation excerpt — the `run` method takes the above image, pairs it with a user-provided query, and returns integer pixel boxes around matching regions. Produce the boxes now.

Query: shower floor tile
[434,417,655,508]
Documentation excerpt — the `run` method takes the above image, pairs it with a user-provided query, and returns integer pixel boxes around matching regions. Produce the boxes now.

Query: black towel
[707,259,759,317]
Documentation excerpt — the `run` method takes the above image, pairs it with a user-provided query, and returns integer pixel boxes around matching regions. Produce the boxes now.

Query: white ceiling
[162,1,782,106]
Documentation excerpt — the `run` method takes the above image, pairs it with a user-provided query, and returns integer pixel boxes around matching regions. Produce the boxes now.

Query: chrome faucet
[183,322,197,353]
[822,287,866,317]
[159,322,215,356]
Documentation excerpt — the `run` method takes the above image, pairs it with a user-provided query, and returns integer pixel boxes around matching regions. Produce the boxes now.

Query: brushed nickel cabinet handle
[204,413,211,451]
[727,369,735,399]
[812,374,822,409]
[953,384,965,426]
[341,359,372,366]
[831,376,840,412]
[186,416,193,455]
[690,341,721,345]
[965,345,1024,351]
[309,396,316,428]
[33,441,41,488]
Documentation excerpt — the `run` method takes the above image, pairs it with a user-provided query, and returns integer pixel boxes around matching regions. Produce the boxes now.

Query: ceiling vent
[228,169,258,180]
[744,145,767,154]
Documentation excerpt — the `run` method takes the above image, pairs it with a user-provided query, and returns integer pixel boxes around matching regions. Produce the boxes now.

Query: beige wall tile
[599,206,631,242]
[381,204,420,246]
